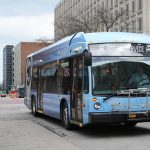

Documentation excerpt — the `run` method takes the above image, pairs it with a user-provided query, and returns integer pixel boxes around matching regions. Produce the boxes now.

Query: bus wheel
[62,103,72,130]
[31,99,38,116]
[124,122,137,127]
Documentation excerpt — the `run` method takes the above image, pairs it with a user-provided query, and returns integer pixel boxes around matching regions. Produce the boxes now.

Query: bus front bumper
[89,111,150,124]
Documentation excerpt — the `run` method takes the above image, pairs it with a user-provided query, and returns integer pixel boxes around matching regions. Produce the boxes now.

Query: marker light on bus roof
[72,46,83,53]
[33,59,43,65]
[38,59,43,63]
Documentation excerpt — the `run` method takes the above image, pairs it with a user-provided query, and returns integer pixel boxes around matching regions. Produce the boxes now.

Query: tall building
[13,42,49,87]
[3,45,14,91]
[54,0,150,41]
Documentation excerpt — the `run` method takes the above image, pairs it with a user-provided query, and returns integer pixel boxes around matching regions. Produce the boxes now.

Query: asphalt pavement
[1,97,150,150]
[0,98,81,150]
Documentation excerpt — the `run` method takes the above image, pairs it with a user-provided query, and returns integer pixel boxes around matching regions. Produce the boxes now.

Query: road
[0,98,150,150]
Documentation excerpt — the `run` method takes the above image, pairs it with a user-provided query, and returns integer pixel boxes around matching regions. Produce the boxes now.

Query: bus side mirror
[84,52,92,66]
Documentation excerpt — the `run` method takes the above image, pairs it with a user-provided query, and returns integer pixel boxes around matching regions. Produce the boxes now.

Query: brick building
[13,42,48,87]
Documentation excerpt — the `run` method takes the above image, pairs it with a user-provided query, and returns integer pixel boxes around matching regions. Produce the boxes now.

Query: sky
[0,0,60,82]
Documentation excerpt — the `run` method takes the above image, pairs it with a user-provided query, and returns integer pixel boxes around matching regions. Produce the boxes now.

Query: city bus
[24,32,150,129]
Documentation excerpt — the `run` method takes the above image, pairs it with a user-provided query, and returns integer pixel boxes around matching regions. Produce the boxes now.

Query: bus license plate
[129,114,137,118]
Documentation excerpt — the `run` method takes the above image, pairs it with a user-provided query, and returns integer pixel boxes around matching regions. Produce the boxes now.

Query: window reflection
[92,57,150,95]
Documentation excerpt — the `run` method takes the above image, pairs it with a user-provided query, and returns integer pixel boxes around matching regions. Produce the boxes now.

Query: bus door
[37,67,43,111]
[71,56,83,123]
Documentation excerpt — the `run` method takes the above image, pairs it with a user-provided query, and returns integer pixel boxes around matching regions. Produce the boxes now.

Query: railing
[111,88,150,118]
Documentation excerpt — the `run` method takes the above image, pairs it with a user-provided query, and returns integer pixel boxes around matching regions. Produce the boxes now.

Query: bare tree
[55,14,101,41]
[35,37,54,46]
[55,8,131,40]
[97,8,130,32]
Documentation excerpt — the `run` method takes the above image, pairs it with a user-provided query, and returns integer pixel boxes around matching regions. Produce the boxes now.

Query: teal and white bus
[24,32,150,129]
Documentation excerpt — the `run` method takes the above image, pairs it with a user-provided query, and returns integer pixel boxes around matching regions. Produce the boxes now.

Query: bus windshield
[92,56,150,96]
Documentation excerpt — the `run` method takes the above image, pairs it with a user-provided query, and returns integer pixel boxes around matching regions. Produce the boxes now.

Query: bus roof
[27,32,150,58]
[85,32,150,44]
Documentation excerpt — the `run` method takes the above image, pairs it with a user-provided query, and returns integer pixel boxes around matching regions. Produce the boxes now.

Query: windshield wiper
[104,90,131,101]
[103,92,119,101]
[103,90,130,101]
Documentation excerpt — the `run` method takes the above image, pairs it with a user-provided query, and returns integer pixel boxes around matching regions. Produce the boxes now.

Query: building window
[132,20,136,32]
[126,4,129,15]
[138,18,143,32]
[106,0,108,9]
[139,0,142,10]
[111,0,113,7]
[132,1,135,14]
[115,0,118,6]
[101,1,104,10]
[121,7,123,14]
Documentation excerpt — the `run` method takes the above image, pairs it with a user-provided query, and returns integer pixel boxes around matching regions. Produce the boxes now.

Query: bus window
[58,59,71,94]
[26,57,31,86]
[31,67,38,89]
[84,66,89,94]
[43,62,58,93]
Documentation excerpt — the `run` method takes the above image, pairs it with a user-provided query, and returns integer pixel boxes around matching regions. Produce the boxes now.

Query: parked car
[0,90,7,97]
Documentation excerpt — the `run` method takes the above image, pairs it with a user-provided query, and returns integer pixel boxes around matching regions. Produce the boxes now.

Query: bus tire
[124,122,137,127]
[62,102,72,130]
[31,98,38,116]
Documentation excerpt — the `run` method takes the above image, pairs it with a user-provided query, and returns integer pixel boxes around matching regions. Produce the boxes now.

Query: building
[54,0,150,41]
[13,42,49,87]
[3,45,14,91]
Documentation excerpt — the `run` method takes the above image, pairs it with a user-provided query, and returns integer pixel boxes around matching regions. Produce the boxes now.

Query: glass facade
[3,45,14,91]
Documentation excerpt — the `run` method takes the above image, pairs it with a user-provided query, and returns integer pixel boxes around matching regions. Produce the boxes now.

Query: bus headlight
[94,102,101,110]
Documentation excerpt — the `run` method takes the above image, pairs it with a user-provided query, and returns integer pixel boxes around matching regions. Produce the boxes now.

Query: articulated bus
[24,32,150,129]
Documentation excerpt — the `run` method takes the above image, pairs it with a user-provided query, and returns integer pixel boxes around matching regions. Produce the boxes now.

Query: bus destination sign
[130,43,150,54]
